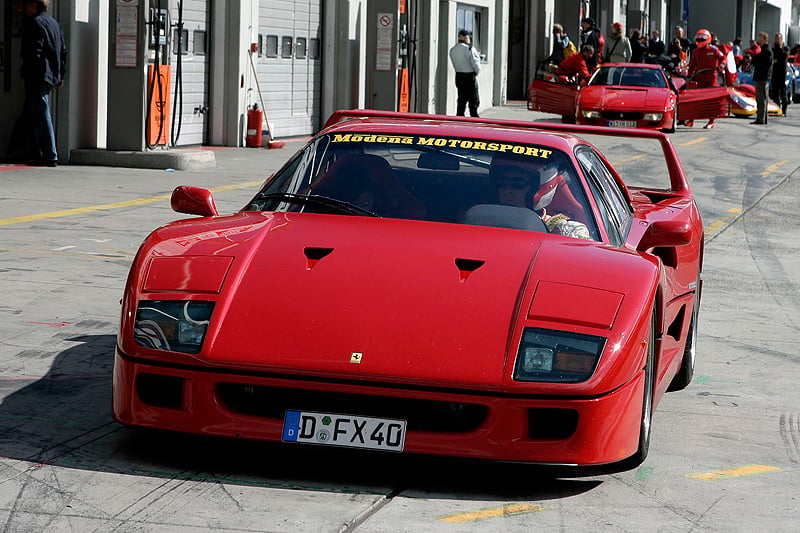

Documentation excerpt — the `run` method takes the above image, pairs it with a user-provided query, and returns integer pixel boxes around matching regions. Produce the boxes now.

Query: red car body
[113,111,703,470]
[529,62,729,131]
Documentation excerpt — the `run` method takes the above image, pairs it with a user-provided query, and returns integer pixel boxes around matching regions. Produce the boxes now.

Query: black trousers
[770,78,789,114]
[455,72,480,117]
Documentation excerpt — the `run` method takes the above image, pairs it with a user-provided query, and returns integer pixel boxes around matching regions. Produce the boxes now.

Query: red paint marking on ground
[27,321,71,327]
[0,165,31,171]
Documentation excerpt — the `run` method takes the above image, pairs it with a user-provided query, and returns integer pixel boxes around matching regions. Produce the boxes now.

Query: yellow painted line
[0,247,134,260]
[0,180,264,227]
[613,154,647,165]
[438,504,545,523]
[688,464,781,480]
[678,136,708,146]
[704,208,743,236]
[760,160,789,176]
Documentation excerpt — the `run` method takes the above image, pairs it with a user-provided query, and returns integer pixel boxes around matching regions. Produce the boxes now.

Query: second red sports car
[529,62,730,132]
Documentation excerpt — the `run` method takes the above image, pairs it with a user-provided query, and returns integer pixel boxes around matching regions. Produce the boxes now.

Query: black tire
[619,309,657,469]
[561,114,576,124]
[661,108,677,133]
[668,294,699,391]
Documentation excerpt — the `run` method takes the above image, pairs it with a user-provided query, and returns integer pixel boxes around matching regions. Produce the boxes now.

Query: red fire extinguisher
[246,103,263,147]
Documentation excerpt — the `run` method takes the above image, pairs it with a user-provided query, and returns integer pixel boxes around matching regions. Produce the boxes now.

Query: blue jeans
[24,81,58,161]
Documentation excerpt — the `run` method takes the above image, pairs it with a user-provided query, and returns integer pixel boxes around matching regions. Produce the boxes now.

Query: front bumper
[113,349,645,466]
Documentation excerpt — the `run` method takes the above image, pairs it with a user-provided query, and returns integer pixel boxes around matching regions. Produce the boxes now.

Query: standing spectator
[20,0,67,167]
[554,45,594,85]
[630,30,648,63]
[732,37,743,56]
[751,32,773,125]
[548,23,574,65]
[580,17,603,69]
[686,29,725,129]
[604,22,631,63]
[449,29,481,117]
[648,30,666,57]
[770,33,789,116]
[673,26,691,57]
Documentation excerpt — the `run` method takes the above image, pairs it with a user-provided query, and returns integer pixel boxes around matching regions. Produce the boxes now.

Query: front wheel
[661,108,677,133]
[619,309,657,469]
[668,293,699,391]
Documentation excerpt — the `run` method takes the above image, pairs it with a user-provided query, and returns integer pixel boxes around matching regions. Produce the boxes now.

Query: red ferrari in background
[113,110,703,472]
[529,62,729,131]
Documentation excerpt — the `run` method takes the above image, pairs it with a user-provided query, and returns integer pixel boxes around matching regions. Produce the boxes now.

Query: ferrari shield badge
[350,352,363,363]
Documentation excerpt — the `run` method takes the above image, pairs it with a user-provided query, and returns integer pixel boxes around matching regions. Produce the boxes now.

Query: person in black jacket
[751,32,772,125]
[579,17,602,70]
[770,33,790,116]
[20,0,67,166]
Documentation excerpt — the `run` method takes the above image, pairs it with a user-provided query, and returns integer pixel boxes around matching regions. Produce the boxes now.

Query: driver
[489,153,592,240]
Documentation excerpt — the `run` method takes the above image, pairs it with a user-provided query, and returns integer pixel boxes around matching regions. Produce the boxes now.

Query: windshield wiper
[256,192,380,217]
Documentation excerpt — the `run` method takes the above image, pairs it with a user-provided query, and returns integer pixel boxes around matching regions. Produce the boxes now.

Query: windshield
[589,66,668,89]
[244,132,599,241]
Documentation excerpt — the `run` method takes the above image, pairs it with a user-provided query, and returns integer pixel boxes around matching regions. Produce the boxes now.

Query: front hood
[583,86,668,110]
[138,212,573,387]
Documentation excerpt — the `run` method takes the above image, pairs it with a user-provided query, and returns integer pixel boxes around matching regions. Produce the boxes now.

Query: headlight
[643,113,663,121]
[513,328,606,383]
[581,110,601,118]
[134,300,215,354]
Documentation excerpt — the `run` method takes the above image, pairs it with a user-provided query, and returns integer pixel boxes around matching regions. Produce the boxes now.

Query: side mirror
[171,186,219,217]
[637,220,692,251]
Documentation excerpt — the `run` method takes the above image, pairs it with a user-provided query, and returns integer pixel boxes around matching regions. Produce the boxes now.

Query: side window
[575,147,632,245]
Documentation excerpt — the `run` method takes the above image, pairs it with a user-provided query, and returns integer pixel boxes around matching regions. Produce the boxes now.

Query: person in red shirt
[555,44,594,84]
[686,29,725,128]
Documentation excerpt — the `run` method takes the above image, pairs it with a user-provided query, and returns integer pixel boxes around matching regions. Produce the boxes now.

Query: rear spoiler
[323,109,691,195]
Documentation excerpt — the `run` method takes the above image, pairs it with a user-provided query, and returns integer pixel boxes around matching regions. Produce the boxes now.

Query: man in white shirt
[449,29,481,117]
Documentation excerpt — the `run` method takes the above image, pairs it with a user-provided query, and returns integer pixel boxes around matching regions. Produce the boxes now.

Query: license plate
[282,410,406,452]
[607,120,637,128]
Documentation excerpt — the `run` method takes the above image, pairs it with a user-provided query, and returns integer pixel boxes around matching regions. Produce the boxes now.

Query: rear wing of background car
[323,109,692,197]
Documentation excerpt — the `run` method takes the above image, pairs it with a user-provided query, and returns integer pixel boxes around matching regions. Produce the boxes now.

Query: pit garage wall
[255,0,323,138]
[167,0,210,146]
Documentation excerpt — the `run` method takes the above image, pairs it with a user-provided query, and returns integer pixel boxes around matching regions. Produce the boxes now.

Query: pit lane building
[0,0,798,163]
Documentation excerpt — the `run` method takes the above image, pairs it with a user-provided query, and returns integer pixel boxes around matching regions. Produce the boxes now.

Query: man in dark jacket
[579,18,602,70]
[770,33,790,116]
[751,32,772,125]
[20,0,67,166]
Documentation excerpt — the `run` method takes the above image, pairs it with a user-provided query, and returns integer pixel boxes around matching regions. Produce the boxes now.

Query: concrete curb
[70,148,216,170]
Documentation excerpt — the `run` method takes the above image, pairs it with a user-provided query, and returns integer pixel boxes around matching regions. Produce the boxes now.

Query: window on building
[456,4,486,60]
[194,30,207,56]
[265,35,278,58]
[173,28,189,54]
[281,36,293,58]
[296,37,307,59]
[309,38,320,59]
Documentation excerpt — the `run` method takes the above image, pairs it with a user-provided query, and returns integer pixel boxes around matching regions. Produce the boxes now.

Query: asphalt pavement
[2,103,799,532]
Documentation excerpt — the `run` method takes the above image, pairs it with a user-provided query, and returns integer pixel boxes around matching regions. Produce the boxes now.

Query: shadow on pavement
[0,334,602,501]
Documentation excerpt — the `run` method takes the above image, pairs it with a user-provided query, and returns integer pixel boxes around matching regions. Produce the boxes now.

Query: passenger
[489,153,591,240]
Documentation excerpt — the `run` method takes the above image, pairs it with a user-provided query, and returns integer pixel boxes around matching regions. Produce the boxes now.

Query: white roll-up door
[257,0,322,137]
[169,0,209,146]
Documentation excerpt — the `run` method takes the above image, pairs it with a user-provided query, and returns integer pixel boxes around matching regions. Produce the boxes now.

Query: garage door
[257,0,322,137]
[169,0,209,146]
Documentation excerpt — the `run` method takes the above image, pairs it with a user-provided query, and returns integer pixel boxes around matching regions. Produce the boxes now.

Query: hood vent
[455,258,485,281]
[304,247,334,269]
